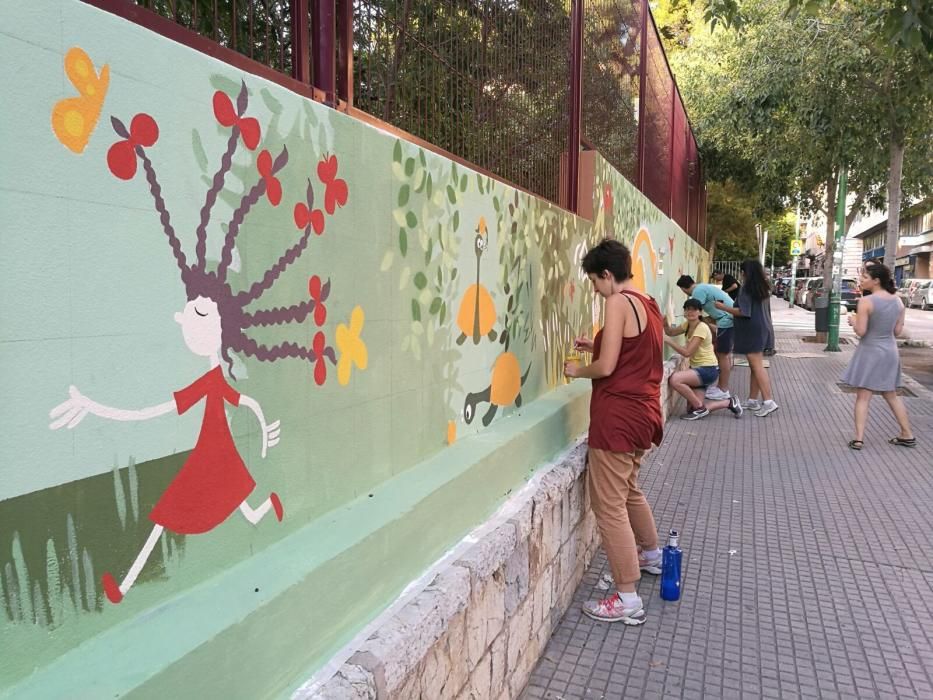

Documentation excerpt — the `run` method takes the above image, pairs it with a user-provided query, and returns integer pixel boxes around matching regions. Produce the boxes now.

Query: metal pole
[566,0,584,214]
[336,0,353,107]
[291,0,311,85]
[826,169,848,352]
[311,0,336,104]
[636,0,648,192]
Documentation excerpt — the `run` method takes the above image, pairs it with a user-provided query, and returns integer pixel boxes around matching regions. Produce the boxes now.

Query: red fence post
[337,0,353,108]
[311,0,336,105]
[291,0,311,84]
[566,0,584,214]
[636,0,648,192]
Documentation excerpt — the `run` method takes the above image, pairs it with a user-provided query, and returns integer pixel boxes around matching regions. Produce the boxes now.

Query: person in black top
[714,270,740,301]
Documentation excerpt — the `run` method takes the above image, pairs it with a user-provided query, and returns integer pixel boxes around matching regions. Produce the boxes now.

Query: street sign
[790,239,803,256]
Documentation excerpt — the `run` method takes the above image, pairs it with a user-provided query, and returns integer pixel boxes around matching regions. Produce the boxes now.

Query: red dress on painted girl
[149,366,256,534]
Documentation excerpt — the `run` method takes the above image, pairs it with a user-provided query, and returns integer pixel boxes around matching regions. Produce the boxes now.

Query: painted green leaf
[399,228,408,256]
[411,300,421,321]
[260,88,283,114]
[406,211,418,228]
[426,238,434,263]
[451,268,458,280]
[405,157,416,176]
[430,297,442,315]
[453,211,460,231]
[459,174,467,192]
[436,267,443,286]
[191,130,208,173]
[414,272,428,289]
[419,149,427,167]
[447,186,457,204]
[426,174,433,198]
[398,185,410,207]
[393,140,403,163]
[440,302,447,324]
[380,251,394,272]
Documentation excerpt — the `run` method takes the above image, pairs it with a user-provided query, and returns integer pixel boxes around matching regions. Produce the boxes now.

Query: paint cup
[565,350,580,382]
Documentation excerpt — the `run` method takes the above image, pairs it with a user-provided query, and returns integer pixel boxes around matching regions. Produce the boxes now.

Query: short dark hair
[683,298,703,311]
[677,275,695,289]
[581,239,632,282]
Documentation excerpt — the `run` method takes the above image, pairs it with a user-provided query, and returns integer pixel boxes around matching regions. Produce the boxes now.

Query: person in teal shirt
[675,275,734,399]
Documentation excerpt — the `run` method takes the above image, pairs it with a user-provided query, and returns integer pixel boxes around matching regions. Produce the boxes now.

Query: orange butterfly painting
[52,47,109,154]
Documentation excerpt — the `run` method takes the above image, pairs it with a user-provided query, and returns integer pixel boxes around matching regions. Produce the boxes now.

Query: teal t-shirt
[691,283,734,328]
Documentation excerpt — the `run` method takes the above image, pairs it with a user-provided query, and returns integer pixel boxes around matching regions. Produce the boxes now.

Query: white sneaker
[755,400,779,417]
[582,593,647,625]
[705,386,730,400]
[741,398,761,410]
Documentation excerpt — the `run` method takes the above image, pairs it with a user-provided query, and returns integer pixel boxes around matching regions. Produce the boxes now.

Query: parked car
[811,277,859,312]
[803,278,823,310]
[908,280,933,310]
[794,277,816,306]
[897,279,920,305]
[787,278,805,302]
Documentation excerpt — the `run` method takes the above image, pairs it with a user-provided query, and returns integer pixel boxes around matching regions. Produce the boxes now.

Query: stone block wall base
[302,356,685,700]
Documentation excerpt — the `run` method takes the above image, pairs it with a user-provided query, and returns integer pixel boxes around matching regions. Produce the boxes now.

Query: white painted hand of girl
[573,336,593,352]
[261,419,281,458]
[49,386,92,430]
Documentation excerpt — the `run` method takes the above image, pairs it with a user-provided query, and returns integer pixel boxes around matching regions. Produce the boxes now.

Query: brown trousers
[587,448,659,586]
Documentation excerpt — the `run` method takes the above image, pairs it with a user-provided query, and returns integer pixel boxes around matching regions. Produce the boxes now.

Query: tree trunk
[883,135,905,270]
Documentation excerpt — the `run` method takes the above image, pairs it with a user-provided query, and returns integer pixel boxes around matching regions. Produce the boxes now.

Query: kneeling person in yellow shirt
[664,299,744,420]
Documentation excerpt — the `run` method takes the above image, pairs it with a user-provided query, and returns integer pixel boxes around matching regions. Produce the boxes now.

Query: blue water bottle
[660,529,683,601]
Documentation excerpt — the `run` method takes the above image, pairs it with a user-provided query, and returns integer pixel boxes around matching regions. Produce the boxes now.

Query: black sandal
[889,437,916,448]
[848,440,864,450]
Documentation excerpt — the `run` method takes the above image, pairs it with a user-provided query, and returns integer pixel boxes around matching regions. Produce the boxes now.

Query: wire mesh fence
[127,0,301,76]
[352,0,571,205]
[93,0,707,243]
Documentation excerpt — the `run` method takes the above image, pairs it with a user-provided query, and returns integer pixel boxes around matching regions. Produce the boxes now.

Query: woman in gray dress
[842,263,915,450]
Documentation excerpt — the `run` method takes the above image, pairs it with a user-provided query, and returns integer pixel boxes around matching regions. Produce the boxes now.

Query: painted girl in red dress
[48,83,346,603]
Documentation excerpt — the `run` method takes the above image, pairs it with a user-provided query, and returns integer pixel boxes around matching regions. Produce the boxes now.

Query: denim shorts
[693,365,720,387]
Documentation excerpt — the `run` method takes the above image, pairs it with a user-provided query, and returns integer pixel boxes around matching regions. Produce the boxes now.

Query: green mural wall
[0,2,707,696]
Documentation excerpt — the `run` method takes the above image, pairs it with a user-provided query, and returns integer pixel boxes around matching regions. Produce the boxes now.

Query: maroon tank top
[588,289,664,453]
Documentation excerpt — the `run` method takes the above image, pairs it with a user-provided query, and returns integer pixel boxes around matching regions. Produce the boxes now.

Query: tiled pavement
[522,317,933,699]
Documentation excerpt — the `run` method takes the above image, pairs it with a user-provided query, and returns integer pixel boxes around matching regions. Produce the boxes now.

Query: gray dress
[841,295,903,391]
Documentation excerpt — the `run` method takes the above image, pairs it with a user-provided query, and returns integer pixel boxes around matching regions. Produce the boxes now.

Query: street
[525,324,933,700]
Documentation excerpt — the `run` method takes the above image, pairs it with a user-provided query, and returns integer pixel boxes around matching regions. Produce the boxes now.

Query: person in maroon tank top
[563,239,663,625]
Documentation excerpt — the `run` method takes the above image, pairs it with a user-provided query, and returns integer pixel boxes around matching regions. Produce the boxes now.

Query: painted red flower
[294,201,325,235]
[312,331,328,386]
[317,155,348,215]
[213,90,261,150]
[257,150,282,206]
[307,275,331,326]
[107,114,159,180]
[603,184,613,213]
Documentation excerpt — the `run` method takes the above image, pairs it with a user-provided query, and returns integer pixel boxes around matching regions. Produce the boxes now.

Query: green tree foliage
[672,0,932,280]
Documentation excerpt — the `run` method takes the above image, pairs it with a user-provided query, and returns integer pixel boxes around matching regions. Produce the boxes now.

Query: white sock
[618,591,641,606]
[642,548,661,559]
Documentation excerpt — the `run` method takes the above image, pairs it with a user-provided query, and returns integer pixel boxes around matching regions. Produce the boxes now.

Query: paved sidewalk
[522,327,933,699]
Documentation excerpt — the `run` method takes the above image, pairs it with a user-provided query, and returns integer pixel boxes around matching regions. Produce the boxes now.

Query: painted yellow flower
[336,305,368,386]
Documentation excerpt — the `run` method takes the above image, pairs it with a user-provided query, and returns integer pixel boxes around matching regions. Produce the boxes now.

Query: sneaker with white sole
[741,398,761,411]
[755,400,779,417]
[597,554,662,590]
[638,551,663,575]
[705,386,730,400]
[728,396,743,418]
[681,407,710,421]
[582,593,646,624]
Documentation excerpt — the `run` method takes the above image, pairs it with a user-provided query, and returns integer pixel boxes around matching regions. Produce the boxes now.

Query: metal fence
[352,0,570,205]
[86,0,707,245]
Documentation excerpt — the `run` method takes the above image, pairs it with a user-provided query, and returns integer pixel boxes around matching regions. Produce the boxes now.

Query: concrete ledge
[301,356,687,700]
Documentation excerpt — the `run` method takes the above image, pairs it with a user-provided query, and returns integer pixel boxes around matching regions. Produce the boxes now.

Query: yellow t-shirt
[681,321,717,368]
